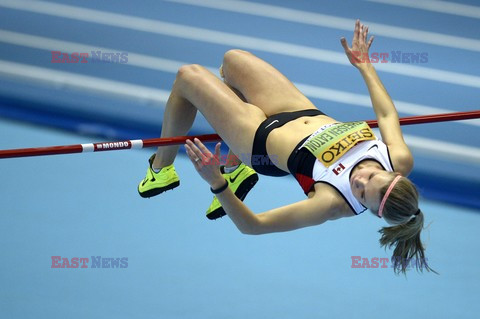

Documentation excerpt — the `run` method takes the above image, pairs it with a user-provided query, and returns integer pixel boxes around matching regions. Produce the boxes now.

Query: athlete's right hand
[340,19,374,70]
[185,138,225,189]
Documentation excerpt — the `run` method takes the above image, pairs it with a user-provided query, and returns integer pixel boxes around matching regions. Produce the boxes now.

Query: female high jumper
[138,20,435,274]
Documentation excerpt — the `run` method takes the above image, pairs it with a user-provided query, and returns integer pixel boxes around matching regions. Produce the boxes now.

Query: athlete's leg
[152,64,266,169]
[221,49,318,116]
[151,84,197,169]
[219,67,245,169]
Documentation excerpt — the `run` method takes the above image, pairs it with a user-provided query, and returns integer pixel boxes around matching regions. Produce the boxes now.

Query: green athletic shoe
[138,154,180,198]
[206,163,258,220]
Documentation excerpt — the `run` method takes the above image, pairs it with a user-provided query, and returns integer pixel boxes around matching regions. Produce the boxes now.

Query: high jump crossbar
[1,110,479,159]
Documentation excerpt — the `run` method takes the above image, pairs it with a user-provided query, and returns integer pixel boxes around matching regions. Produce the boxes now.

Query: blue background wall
[0,0,479,208]
[1,0,479,318]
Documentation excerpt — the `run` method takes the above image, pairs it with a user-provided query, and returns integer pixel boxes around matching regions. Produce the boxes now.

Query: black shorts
[251,109,325,177]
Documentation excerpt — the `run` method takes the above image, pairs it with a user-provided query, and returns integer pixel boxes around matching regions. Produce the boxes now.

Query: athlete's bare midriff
[266,114,338,172]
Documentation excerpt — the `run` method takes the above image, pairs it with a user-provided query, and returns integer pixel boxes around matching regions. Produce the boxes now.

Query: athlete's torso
[268,118,395,215]
[304,137,394,214]
[266,114,337,171]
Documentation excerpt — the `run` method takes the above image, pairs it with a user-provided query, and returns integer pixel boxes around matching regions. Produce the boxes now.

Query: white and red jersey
[291,123,395,215]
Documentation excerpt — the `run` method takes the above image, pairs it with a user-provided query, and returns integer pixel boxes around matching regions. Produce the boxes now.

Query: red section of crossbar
[1,110,479,159]
[366,110,480,128]
[141,134,221,148]
[0,144,84,158]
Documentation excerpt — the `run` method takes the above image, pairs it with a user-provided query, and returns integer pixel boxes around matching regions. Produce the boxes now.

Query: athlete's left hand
[341,19,374,69]
[185,138,225,189]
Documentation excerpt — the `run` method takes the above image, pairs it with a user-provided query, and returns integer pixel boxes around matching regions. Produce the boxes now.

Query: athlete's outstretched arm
[185,139,337,234]
[340,20,413,175]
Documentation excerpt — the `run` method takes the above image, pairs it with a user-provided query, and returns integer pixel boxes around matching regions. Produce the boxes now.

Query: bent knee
[224,49,252,59]
[176,64,208,82]
[223,49,253,67]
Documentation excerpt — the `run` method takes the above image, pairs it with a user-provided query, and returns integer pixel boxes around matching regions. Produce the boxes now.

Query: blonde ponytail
[377,176,438,275]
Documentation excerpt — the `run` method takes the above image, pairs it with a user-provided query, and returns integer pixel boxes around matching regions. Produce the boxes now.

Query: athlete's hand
[340,19,374,70]
[185,138,225,189]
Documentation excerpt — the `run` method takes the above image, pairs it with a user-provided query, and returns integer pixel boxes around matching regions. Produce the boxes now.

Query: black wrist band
[210,179,229,194]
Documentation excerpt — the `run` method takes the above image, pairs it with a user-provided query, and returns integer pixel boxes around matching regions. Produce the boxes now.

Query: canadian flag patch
[332,163,345,175]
